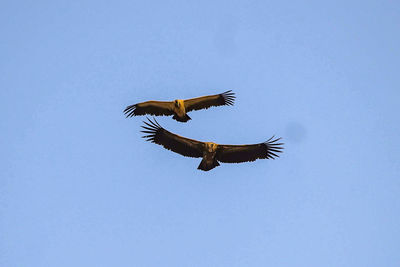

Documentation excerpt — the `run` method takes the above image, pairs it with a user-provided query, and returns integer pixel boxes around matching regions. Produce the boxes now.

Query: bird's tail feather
[198,158,220,171]
[173,114,191,122]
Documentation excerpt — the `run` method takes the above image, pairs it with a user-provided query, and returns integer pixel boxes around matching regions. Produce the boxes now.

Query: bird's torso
[173,99,186,116]
[203,142,218,157]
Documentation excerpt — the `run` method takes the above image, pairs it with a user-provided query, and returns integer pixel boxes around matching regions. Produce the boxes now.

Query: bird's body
[141,118,283,171]
[172,99,191,122]
[199,142,220,171]
[124,91,235,122]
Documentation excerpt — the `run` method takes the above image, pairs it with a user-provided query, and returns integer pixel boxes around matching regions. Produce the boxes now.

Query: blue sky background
[1,0,400,266]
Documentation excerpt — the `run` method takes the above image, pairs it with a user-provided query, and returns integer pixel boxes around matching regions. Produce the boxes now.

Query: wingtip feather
[221,90,236,106]
[263,136,284,159]
[124,104,138,118]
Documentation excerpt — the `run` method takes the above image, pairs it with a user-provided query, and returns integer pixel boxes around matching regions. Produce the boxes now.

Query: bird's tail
[197,158,220,171]
[173,114,191,122]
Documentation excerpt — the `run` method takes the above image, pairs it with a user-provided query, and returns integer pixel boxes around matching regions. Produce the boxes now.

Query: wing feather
[216,136,284,163]
[141,118,204,158]
[124,101,174,117]
[184,90,235,112]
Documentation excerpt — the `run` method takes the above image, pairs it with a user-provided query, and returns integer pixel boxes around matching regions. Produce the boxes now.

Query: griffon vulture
[141,118,284,171]
[124,90,235,122]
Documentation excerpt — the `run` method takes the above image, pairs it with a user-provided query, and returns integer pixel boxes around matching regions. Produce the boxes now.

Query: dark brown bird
[124,90,235,122]
[141,118,284,171]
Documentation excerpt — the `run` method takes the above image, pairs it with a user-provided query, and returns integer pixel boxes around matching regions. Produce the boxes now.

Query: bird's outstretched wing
[184,90,235,112]
[216,136,283,163]
[141,118,204,158]
[124,101,174,118]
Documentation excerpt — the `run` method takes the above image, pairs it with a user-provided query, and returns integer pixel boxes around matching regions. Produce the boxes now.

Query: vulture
[141,118,284,171]
[124,90,235,122]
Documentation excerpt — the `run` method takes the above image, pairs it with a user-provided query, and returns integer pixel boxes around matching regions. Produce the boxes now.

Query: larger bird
[141,118,283,171]
[124,90,235,122]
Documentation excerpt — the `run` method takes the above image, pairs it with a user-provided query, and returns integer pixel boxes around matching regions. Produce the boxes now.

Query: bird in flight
[141,118,283,171]
[124,90,235,122]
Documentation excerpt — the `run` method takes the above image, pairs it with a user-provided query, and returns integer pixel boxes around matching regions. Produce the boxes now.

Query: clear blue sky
[1,0,400,266]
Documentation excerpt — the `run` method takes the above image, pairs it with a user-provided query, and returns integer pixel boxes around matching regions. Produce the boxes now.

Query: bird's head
[174,99,185,109]
[205,142,218,153]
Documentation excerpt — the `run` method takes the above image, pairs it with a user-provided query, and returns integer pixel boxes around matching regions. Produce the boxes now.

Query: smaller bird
[124,90,235,122]
[141,118,284,171]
